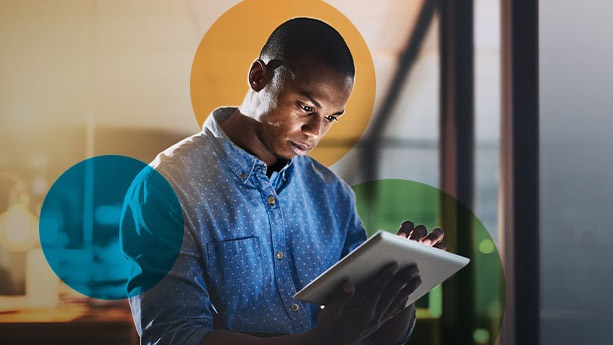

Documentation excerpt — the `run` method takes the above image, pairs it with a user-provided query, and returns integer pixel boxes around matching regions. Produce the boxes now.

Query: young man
[121,18,445,345]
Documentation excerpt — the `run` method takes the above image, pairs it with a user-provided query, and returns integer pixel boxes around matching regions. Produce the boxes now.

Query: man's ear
[248,59,270,92]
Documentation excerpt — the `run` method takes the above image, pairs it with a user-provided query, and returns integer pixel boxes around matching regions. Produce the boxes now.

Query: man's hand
[314,263,421,345]
[396,220,447,250]
[312,222,447,345]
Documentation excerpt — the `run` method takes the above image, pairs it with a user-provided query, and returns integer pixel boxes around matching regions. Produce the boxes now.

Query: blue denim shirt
[121,107,370,344]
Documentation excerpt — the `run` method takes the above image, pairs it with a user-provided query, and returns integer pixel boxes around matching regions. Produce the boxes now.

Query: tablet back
[294,231,470,306]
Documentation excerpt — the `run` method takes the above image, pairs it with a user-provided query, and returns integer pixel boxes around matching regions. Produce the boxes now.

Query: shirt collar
[202,107,293,182]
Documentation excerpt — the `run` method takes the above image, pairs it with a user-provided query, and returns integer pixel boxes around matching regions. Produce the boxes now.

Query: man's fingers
[398,275,422,297]
[320,280,355,325]
[398,221,447,248]
[396,221,414,238]
[332,280,355,308]
[408,224,428,241]
[375,265,419,316]
[422,227,444,246]
[361,264,398,313]
[434,241,448,251]
[384,275,422,319]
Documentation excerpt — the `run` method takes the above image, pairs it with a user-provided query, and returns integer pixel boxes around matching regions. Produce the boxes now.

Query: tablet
[294,230,470,306]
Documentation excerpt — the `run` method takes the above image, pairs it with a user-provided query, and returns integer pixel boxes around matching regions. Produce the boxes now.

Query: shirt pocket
[205,237,266,315]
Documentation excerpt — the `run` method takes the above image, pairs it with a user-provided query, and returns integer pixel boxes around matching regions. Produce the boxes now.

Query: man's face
[254,57,354,162]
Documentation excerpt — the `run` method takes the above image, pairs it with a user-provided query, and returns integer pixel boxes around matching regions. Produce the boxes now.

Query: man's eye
[324,116,339,123]
[300,104,315,113]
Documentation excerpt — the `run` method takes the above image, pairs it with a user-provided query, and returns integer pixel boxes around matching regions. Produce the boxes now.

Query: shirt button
[240,172,248,179]
[267,196,276,205]
[276,251,284,260]
[290,304,300,312]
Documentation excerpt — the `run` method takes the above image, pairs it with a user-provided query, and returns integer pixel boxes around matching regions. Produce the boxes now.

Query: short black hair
[259,17,355,78]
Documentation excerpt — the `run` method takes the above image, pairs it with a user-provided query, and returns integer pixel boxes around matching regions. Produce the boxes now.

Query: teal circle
[351,179,505,344]
[39,155,184,300]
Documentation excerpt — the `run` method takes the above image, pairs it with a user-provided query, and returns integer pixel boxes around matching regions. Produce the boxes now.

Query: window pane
[540,0,613,344]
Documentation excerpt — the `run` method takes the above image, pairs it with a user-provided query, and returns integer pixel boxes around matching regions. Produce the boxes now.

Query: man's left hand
[396,220,447,250]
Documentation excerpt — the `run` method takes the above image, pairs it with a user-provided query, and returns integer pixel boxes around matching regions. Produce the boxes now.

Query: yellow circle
[190,0,376,166]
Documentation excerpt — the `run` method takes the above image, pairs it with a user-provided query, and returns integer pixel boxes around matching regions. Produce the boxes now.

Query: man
[121,17,445,345]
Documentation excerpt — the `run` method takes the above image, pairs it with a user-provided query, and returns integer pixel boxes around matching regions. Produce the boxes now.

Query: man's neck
[219,109,279,168]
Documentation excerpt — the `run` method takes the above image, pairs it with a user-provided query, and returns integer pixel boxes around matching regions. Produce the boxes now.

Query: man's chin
[274,152,296,162]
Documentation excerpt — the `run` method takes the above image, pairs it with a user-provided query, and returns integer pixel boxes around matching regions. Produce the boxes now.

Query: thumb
[318,280,355,325]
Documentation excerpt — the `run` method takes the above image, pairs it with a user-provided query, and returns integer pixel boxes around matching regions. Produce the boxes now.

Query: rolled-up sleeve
[121,168,214,345]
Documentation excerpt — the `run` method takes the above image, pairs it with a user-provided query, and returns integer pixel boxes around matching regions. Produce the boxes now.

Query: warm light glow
[0,202,39,252]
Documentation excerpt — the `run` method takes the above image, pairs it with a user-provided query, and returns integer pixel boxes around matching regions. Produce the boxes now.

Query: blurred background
[0,0,611,345]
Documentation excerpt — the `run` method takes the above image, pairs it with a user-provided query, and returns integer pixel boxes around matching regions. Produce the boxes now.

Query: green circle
[351,179,505,344]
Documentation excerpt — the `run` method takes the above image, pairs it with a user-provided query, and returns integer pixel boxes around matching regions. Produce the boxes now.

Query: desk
[0,301,137,345]
[0,302,440,345]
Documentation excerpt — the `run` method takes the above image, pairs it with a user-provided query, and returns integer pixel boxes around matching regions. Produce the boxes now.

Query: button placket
[258,180,310,331]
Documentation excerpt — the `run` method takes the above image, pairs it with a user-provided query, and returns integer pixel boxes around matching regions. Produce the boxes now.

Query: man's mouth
[289,141,311,156]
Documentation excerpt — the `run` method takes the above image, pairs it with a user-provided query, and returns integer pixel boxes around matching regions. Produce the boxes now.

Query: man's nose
[301,115,324,137]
